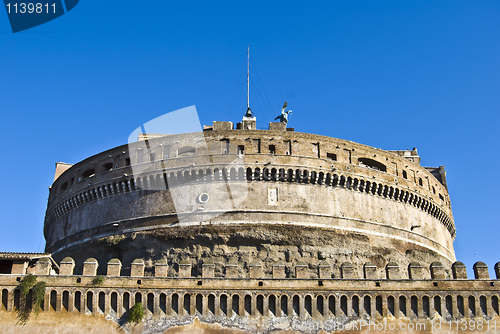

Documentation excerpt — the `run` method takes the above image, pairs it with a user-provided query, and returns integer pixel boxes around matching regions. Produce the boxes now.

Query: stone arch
[328,295,336,316]
[220,294,228,316]
[159,293,167,315]
[147,293,154,315]
[271,168,277,181]
[232,294,240,316]
[194,293,202,315]
[86,291,93,313]
[480,295,487,316]
[292,295,300,316]
[387,295,395,316]
[110,291,118,314]
[295,169,301,183]
[376,295,383,316]
[363,295,371,316]
[74,290,82,313]
[287,169,294,182]
[399,295,407,317]
[318,172,325,185]
[332,174,339,187]
[445,295,453,317]
[457,295,465,317]
[468,295,476,317]
[1,289,8,311]
[433,295,442,316]
[304,295,312,317]
[50,290,57,312]
[325,173,332,186]
[281,295,288,316]
[244,294,252,316]
[246,167,253,181]
[340,295,348,316]
[316,295,324,316]
[422,295,430,317]
[410,295,418,318]
[256,295,264,315]
[254,168,261,181]
[230,168,237,181]
[278,168,286,181]
[98,291,105,314]
[263,168,270,181]
[492,295,499,316]
[121,291,131,314]
[62,290,69,312]
[339,175,346,188]
[352,295,360,317]
[303,170,310,183]
[171,293,178,314]
[238,167,245,181]
[346,176,353,189]
[268,294,276,316]
[208,294,216,315]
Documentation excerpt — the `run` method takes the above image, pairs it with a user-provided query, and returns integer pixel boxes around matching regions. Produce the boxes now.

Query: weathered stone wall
[1,258,498,334]
[44,129,455,271]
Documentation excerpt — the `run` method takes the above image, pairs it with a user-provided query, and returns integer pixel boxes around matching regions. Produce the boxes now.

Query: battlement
[0,258,498,331]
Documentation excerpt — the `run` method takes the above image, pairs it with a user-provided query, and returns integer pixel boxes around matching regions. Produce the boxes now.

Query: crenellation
[106,258,122,277]
[473,261,490,279]
[82,258,98,276]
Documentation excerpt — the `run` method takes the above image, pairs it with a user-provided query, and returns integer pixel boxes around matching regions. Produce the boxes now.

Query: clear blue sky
[1,1,499,276]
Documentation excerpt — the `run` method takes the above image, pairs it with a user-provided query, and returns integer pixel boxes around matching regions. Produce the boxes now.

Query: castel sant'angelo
[0,104,499,333]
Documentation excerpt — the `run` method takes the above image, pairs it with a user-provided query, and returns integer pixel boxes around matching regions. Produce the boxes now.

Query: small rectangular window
[269,145,276,154]
[238,145,244,154]
[327,153,337,161]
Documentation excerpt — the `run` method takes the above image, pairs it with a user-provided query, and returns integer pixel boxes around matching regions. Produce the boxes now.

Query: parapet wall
[1,258,499,333]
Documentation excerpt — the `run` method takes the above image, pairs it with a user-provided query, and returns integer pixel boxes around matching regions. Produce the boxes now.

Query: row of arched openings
[47,166,453,235]
[2,289,498,320]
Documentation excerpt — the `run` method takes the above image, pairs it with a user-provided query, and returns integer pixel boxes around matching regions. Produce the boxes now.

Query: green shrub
[19,274,37,296]
[91,275,105,286]
[128,302,144,324]
[32,281,46,315]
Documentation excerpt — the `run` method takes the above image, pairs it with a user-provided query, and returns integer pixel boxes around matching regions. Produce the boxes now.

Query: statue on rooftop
[275,101,292,125]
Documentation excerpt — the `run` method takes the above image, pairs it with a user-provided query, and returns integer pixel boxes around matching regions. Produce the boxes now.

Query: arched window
[281,295,288,316]
[111,292,118,314]
[171,293,178,314]
[269,295,276,316]
[99,292,105,313]
[75,291,82,312]
[256,295,264,315]
[220,294,227,316]
[208,294,215,315]
[305,295,312,317]
[159,293,167,315]
[244,295,252,316]
[232,294,240,316]
[316,295,324,316]
[147,293,154,314]
[81,169,95,179]
[62,291,69,312]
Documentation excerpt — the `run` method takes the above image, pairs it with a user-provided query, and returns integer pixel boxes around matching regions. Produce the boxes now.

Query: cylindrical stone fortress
[44,121,455,278]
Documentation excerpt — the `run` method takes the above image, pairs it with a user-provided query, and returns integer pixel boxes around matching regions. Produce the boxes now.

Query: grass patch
[128,302,144,324]
[91,275,105,286]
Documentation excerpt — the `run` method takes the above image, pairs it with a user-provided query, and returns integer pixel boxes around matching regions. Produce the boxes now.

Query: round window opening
[198,193,209,203]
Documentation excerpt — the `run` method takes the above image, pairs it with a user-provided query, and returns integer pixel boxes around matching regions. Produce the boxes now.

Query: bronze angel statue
[274,101,292,125]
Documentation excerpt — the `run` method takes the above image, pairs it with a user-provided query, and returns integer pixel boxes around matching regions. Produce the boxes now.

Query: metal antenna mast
[244,45,253,118]
[247,45,250,110]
